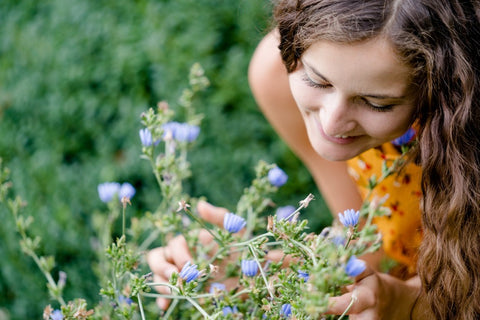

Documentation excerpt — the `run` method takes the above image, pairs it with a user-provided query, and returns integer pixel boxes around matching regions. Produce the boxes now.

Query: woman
[149,1,480,318]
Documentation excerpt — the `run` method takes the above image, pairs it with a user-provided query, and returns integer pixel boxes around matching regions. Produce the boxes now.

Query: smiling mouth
[315,120,360,145]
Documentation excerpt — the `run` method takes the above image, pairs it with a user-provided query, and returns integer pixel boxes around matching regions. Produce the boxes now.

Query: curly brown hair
[274,0,480,319]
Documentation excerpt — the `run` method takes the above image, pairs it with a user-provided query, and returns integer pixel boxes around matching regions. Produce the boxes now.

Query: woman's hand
[326,264,421,320]
[146,200,229,309]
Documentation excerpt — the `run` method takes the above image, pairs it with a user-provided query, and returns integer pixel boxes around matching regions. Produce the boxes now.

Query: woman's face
[288,37,416,161]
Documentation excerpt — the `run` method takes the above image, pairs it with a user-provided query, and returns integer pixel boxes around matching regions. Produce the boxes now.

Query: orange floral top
[346,143,423,273]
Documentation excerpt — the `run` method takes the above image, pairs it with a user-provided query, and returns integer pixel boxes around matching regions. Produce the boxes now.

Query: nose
[319,93,356,136]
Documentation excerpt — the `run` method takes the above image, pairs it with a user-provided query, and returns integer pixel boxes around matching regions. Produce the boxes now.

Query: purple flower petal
[241,259,258,277]
[338,209,360,227]
[275,205,296,221]
[268,167,288,187]
[280,303,292,318]
[223,212,246,233]
[97,182,120,203]
[119,182,136,200]
[139,128,153,147]
[179,261,200,282]
[345,256,366,277]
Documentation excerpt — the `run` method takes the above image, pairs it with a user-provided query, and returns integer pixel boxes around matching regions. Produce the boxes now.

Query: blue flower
[280,303,292,318]
[139,128,153,147]
[339,209,360,227]
[179,261,200,283]
[162,121,200,142]
[241,259,258,277]
[222,306,239,315]
[331,235,346,246]
[119,182,136,200]
[162,121,180,139]
[209,282,226,294]
[223,212,246,233]
[119,295,133,305]
[97,182,120,203]
[50,310,63,320]
[391,127,416,146]
[297,270,309,282]
[175,123,200,142]
[275,205,296,221]
[268,167,288,187]
[345,256,366,277]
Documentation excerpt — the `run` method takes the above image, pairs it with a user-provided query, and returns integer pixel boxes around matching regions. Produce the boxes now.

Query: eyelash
[302,74,330,89]
[301,74,396,112]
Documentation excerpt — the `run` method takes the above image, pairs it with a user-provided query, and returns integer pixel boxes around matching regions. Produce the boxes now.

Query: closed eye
[360,98,395,112]
[301,73,331,89]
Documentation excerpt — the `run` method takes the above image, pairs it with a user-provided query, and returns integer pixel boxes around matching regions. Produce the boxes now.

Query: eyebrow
[302,59,406,100]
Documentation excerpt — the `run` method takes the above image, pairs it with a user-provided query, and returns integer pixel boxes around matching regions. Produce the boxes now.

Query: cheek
[365,110,414,139]
[288,75,318,109]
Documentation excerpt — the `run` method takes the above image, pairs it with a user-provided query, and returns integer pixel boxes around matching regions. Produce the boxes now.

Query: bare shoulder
[248,30,291,112]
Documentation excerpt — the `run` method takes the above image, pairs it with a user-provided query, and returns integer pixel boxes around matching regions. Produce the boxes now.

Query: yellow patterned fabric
[347,143,423,273]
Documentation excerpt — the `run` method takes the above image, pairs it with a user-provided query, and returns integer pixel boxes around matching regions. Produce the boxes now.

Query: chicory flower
[209,282,226,294]
[222,306,238,315]
[345,256,366,277]
[119,295,133,305]
[275,205,296,221]
[280,303,292,318]
[241,259,258,277]
[162,121,200,142]
[139,128,153,147]
[97,182,120,203]
[339,209,360,228]
[223,212,246,233]
[175,123,200,142]
[268,167,288,187]
[50,310,63,320]
[391,127,415,146]
[179,261,200,283]
[119,182,136,200]
[298,270,309,282]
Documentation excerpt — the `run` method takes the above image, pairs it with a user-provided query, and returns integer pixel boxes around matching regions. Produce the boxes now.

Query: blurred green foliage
[0,0,332,318]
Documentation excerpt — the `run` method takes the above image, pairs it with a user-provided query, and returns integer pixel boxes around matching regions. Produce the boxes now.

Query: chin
[310,140,370,161]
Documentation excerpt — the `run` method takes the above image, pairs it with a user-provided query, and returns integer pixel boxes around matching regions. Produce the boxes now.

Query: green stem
[31,253,66,306]
[147,283,212,320]
[137,294,146,320]
[184,295,212,320]
[289,238,317,267]
[138,228,161,252]
[248,244,274,299]
[163,299,178,319]
[183,208,223,245]
[122,204,126,238]
[229,232,273,248]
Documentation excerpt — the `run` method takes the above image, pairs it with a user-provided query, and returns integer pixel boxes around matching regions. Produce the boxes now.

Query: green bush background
[0,0,332,318]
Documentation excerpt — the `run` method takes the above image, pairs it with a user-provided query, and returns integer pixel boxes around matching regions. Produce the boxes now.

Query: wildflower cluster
[1,63,410,319]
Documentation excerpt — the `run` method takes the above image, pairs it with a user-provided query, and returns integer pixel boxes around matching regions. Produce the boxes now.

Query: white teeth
[334,135,350,139]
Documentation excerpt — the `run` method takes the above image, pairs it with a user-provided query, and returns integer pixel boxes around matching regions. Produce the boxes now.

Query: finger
[198,228,214,246]
[198,228,219,257]
[326,286,375,315]
[197,200,229,227]
[167,235,193,269]
[353,309,379,320]
[147,247,180,279]
[265,249,294,267]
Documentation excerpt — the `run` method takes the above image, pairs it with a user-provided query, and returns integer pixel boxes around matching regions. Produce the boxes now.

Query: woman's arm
[248,30,363,215]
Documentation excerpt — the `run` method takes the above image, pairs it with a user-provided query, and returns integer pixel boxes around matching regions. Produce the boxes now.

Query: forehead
[302,37,412,96]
